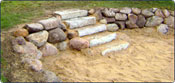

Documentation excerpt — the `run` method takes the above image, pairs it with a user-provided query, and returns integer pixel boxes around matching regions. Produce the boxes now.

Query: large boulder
[126,21,138,29]
[164,16,174,28]
[115,21,126,29]
[24,23,44,33]
[132,8,141,15]
[145,16,163,27]
[120,7,132,14]
[40,43,58,56]
[93,8,103,21]
[163,9,170,17]
[69,38,89,51]
[109,8,119,13]
[157,24,169,34]
[13,28,29,37]
[39,17,60,30]
[142,9,154,17]
[41,70,62,82]
[107,24,119,32]
[26,30,49,47]
[155,9,165,18]
[136,15,146,28]
[115,13,127,20]
[104,17,116,23]
[128,14,138,23]
[48,28,66,43]
[102,8,115,17]
[12,37,42,59]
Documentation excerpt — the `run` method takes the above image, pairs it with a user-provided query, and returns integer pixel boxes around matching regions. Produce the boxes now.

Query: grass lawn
[1,1,174,29]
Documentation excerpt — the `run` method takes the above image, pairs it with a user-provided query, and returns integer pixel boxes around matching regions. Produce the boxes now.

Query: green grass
[1,50,8,82]
[1,1,174,29]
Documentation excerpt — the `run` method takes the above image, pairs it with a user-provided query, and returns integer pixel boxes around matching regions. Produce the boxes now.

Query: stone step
[64,16,96,29]
[81,36,130,56]
[76,24,106,37]
[101,42,129,56]
[54,9,88,20]
[81,32,117,47]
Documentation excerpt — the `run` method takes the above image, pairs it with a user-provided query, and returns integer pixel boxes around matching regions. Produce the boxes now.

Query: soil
[1,26,174,82]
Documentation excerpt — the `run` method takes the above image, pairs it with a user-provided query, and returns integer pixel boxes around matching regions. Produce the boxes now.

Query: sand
[41,27,174,82]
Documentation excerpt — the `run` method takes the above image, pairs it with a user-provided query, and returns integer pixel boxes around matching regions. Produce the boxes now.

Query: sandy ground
[40,27,174,82]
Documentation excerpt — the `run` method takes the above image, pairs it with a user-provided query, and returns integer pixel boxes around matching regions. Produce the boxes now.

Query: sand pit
[40,27,174,82]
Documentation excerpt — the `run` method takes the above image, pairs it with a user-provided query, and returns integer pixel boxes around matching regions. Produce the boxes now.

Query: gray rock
[132,8,141,14]
[48,28,66,43]
[145,16,163,27]
[115,21,126,29]
[40,43,58,56]
[12,41,42,59]
[151,8,158,13]
[120,7,132,14]
[102,8,115,17]
[155,9,165,18]
[115,13,127,21]
[57,41,68,51]
[142,9,154,17]
[93,9,103,21]
[163,9,170,17]
[39,17,60,30]
[22,58,43,72]
[88,9,95,15]
[105,17,116,23]
[41,70,62,82]
[126,21,139,29]
[107,24,119,32]
[58,21,67,32]
[136,15,146,28]
[164,16,174,28]
[170,11,174,16]
[26,30,49,47]
[99,19,107,24]
[24,23,44,33]
[69,38,89,51]
[128,14,138,23]
[157,24,169,34]
[109,8,119,13]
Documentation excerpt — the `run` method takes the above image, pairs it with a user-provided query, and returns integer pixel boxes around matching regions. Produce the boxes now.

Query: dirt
[1,26,174,82]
